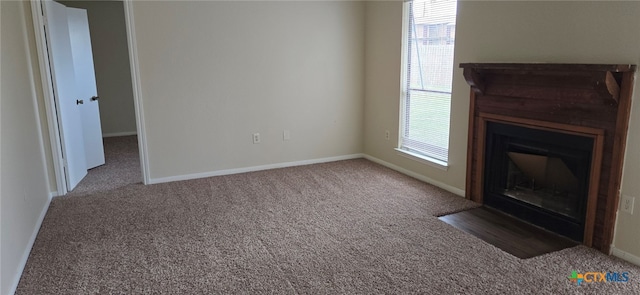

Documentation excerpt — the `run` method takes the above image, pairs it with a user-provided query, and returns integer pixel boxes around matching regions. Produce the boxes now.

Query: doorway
[31,0,149,195]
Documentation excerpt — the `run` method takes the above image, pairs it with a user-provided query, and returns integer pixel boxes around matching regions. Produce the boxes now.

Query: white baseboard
[50,190,60,198]
[611,246,640,267]
[363,154,465,197]
[102,131,137,138]
[7,194,51,295]
[148,154,365,185]
[149,153,466,196]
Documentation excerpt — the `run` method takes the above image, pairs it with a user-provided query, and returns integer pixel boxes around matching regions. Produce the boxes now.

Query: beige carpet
[67,135,141,197]
[17,156,640,293]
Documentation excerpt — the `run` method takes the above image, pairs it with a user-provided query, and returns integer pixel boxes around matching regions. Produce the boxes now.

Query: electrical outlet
[621,195,634,214]
[385,130,390,140]
[283,130,290,141]
[253,133,261,144]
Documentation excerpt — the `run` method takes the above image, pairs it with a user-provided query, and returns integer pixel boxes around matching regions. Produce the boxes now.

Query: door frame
[30,0,149,195]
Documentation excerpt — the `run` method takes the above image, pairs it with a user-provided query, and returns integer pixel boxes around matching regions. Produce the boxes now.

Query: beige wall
[60,0,137,136]
[131,1,365,180]
[364,1,640,259]
[364,1,467,194]
[1,1,52,294]
[6,4,640,293]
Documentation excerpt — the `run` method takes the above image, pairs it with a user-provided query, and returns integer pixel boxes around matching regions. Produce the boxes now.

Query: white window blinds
[400,0,457,164]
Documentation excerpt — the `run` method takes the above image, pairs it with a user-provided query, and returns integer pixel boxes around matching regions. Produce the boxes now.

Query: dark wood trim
[602,71,635,254]
[584,132,605,247]
[474,116,486,203]
[459,63,636,73]
[478,113,605,137]
[459,63,635,106]
[593,71,620,103]
[465,90,476,200]
[463,68,485,94]
[460,63,636,253]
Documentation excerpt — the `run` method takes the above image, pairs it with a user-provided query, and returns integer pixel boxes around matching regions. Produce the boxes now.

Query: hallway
[67,136,141,196]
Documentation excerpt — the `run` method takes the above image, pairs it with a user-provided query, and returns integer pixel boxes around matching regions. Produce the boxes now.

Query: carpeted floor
[68,135,141,197]
[17,155,640,293]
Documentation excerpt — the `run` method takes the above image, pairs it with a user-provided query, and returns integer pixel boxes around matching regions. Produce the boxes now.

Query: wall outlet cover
[621,195,634,214]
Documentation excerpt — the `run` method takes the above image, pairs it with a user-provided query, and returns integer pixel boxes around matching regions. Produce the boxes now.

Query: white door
[67,7,105,169]
[44,0,88,190]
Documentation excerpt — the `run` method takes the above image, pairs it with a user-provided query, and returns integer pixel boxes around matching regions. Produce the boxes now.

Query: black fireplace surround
[483,122,594,241]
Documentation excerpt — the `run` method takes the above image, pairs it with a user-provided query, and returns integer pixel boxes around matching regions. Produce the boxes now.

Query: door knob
[76,99,84,105]
[90,96,99,101]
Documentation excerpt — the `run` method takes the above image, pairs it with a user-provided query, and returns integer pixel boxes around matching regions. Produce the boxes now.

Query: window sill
[395,148,449,171]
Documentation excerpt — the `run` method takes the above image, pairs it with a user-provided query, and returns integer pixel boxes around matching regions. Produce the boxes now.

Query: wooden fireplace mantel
[460,63,636,254]
[460,63,635,104]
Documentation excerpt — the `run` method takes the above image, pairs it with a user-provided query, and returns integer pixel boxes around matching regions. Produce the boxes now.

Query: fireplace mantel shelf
[460,62,636,254]
[460,63,636,104]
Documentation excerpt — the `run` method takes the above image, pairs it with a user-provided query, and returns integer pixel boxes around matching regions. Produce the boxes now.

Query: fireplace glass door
[484,122,593,241]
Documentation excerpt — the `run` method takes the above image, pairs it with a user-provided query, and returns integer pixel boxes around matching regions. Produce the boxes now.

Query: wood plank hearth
[460,63,636,253]
[439,207,578,259]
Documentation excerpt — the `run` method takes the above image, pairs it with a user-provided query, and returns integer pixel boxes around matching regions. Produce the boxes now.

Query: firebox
[483,122,594,241]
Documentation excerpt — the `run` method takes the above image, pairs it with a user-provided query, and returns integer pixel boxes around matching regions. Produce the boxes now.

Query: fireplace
[484,121,593,241]
[460,63,635,253]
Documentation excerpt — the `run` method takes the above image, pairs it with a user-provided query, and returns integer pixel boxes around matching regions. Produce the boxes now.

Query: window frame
[397,0,455,170]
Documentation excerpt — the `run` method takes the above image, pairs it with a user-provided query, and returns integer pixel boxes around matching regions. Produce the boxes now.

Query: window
[399,0,457,166]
